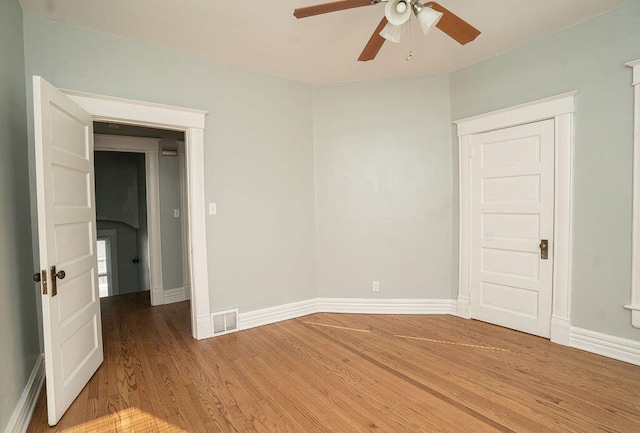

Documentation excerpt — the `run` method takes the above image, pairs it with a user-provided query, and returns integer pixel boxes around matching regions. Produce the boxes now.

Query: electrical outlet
[372,281,380,292]
[173,208,180,218]
[209,202,217,215]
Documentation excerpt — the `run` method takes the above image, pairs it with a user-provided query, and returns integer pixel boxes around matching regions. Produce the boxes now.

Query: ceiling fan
[293,0,480,61]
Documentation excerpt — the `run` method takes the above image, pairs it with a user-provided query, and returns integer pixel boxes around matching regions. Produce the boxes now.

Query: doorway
[33,78,213,425]
[468,119,555,338]
[62,87,212,340]
[93,125,190,306]
[94,148,148,297]
[455,92,576,345]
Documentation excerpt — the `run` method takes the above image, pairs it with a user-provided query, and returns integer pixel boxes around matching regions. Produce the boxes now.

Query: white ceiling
[19,0,631,84]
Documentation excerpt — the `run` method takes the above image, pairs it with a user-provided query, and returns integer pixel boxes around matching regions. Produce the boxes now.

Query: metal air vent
[212,309,239,336]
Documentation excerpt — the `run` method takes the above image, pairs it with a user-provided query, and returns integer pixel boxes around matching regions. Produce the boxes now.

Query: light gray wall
[313,75,454,299]
[0,0,41,430]
[450,0,640,340]
[158,139,184,291]
[22,14,317,313]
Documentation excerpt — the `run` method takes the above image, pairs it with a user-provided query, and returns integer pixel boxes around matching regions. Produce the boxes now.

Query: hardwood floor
[28,292,640,432]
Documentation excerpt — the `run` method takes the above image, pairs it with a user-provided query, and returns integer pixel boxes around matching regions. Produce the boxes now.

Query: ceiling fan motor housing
[386,0,412,25]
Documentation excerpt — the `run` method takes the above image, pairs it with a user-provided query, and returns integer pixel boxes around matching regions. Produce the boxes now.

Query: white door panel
[34,76,103,426]
[482,174,541,202]
[480,281,541,316]
[481,248,540,280]
[482,213,540,241]
[470,119,554,337]
[480,135,542,168]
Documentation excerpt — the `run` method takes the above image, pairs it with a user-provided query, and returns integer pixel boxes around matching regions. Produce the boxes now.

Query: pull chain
[406,17,413,61]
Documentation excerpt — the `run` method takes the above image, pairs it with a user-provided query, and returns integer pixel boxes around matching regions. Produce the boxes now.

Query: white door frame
[64,90,212,340]
[455,91,576,345]
[178,141,191,299]
[626,59,640,327]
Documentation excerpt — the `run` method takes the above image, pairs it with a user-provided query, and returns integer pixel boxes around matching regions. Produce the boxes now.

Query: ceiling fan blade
[424,2,480,45]
[294,0,374,19]
[358,17,388,62]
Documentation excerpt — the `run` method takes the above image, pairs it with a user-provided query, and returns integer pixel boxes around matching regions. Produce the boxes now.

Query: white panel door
[33,76,104,425]
[470,119,554,337]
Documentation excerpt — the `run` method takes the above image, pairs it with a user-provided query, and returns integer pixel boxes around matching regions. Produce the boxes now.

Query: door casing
[63,89,212,340]
[455,91,576,345]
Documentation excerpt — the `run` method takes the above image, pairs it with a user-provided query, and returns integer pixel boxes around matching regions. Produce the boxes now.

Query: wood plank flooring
[28,292,640,432]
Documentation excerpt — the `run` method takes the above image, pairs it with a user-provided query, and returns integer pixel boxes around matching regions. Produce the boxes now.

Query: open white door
[33,76,104,426]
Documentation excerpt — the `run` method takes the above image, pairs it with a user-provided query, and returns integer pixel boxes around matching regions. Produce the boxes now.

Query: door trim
[178,141,191,299]
[455,91,577,345]
[64,89,212,340]
[625,59,640,327]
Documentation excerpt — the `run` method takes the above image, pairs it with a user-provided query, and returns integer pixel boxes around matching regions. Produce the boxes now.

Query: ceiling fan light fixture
[380,22,402,43]
[385,0,412,26]
[414,5,443,36]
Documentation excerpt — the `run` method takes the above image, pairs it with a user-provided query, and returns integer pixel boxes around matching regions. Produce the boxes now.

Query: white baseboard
[151,287,187,306]
[163,287,186,305]
[570,326,640,366]
[317,298,456,315]
[239,299,317,331]
[3,354,45,433]
[238,298,456,332]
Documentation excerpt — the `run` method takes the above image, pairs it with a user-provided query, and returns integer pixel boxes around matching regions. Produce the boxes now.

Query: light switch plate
[173,209,180,218]
[209,202,217,215]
